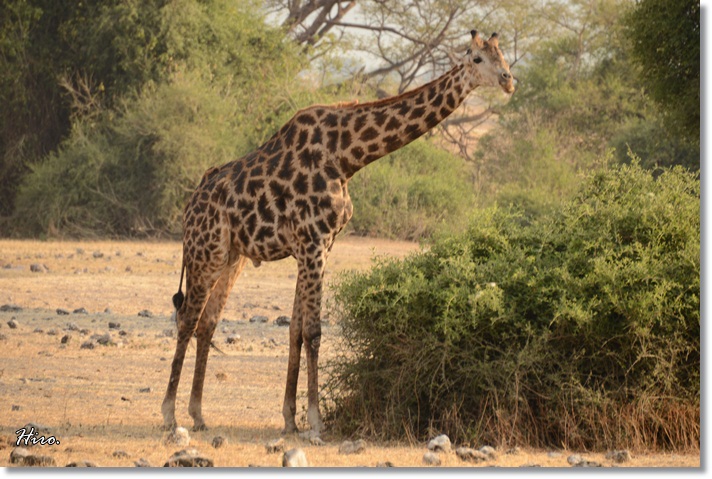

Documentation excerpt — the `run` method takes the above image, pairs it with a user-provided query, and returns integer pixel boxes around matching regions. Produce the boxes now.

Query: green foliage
[325,161,699,450]
[624,0,700,146]
[13,1,309,237]
[347,140,476,241]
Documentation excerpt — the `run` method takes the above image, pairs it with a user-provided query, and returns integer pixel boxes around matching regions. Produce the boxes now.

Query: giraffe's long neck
[335,63,473,178]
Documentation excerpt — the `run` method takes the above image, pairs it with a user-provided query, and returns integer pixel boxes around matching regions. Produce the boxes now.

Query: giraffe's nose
[501,71,512,80]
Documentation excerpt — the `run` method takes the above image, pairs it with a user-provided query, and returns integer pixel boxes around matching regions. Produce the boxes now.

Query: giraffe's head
[465,30,515,94]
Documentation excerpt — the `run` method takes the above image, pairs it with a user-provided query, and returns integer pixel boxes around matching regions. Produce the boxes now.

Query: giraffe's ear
[470,29,484,49]
[487,32,499,48]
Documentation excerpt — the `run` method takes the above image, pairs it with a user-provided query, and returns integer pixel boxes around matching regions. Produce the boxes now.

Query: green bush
[325,160,699,451]
[347,139,475,241]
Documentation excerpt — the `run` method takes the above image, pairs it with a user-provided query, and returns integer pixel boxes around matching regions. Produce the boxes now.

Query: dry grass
[0,237,700,467]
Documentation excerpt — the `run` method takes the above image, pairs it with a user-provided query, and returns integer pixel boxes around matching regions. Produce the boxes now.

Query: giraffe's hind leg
[189,254,247,431]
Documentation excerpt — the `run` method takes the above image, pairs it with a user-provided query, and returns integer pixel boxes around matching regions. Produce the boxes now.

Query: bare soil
[0,237,700,468]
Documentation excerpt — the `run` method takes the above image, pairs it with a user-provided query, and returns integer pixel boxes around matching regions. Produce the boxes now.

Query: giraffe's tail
[172,257,185,310]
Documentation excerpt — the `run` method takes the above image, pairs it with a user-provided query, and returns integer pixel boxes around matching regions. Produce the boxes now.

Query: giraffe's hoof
[160,423,177,432]
[192,423,208,432]
[280,426,299,436]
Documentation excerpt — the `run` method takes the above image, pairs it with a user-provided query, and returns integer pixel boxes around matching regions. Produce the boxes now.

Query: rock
[92,251,104,258]
[0,333,6,341]
[138,387,152,393]
[573,460,603,468]
[455,447,487,463]
[265,438,284,454]
[226,334,240,344]
[65,322,79,331]
[164,449,213,467]
[423,451,441,466]
[162,329,174,338]
[274,315,291,326]
[138,310,153,318]
[12,405,21,411]
[249,315,268,324]
[567,454,583,466]
[134,458,151,467]
[81,341,95,351]
[24,422,51,433]
[215,372,228,382]
[112,450,130,459]
[10,447,56,466]
[282,448,308,467]
[376,461,395,467]
[309,436,325,446]
[606,449,632,463]
[211,436,227,449]
[46,329,58,336]
[108,322,121,329]
[30,263,47,273]
[165,427,190,447]
[33,327,43,333]
[479,445,497,460]
[92,333,114,346]
[57,309,70,316]
[7,319,18,329]
[66,460,98,467]
[0,304,22,312]
[73,307,88,314]
[61,334,71,344]
[338,439,366,455]
[427,434,451,453]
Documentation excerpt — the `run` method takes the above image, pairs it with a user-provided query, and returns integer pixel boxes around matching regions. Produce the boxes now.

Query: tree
[625,0,699,145]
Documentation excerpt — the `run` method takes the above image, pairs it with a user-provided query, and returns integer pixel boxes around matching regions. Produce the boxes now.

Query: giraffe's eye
[473,56,483,64]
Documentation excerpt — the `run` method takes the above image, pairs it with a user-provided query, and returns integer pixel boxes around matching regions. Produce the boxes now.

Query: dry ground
[0,237,700,468]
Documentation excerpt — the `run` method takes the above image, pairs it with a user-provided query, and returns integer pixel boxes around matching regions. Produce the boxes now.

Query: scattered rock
[33,327,44,333]
[338,439,366,455]
[479,445,497,460]
[60,334,71,344]
[92,251,104,258]
[211,436,227,449]
[0,304,22,312]
[7,319,18,329]
[134,458,151,467]
[162,329,174,338]
[104,307,112,314]
[90,333,114,346]
[282,448,308,467]
[455,447,487,463]
[80,341,95,350]
[46,329,58,336]
[249,315,268,324]
[606,450,632,463]
[226,334,240,344]
[265,438,284,454]
[165,427,190,447]
[112,450,130,459]
[10,447,56,466]
[376,461,395,467]
[164,448,213,467]
[0,333,6,341]
[30,263,48,273]
[215,372,228,382]
[138,310,153,318]
[66,460,98,467]
[567,454,583,466]
[65,322,79,330]
[423,451,441,466]
[108,322,121,329]
[274,315,291,326]
[138,387,152,393]
[12,405,21,411]
[573,460,603,468]
[73,307,88,314]
[427,434,451,453]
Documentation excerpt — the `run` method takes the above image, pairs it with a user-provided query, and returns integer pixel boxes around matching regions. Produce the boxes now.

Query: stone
[249,315,268,324]
[338,439,366,455]
[573,460,603,468]
[455,447,487,463]
[60,334,71,344]
[226,334,240,344]
[79,340,96,349]
[567,454,583,466]
[265,438,284,454]
[73,307,88,314]
[274,315,291,326]
[606,449,632,463]
[7,319,18,329]
[66,460,98,467]
[164,449,213,467]
[282,448,308,467]
[112,450,130,459]
[427,434,451,453]
[423,451,441,466]
[165,427,190,447]
[211,436,227,449]
[479,445,497,460]
[134,458,151,467]
[92,251,104,258]
[0,333,6,341]
[138,387,152,393]
[93,333,114,346]
[138,310,153,318]
[33,327,43,333]
[46,329,58,336]
[376,461,395,467]
[108,322,121,329]
[11,447,56,466]
[12,405,21,411]
[0,304,22,312]
[30,263,47,273]
[65,322,79,331]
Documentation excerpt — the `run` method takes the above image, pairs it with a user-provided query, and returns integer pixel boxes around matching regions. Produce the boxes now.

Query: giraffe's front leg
[282,292,303,435]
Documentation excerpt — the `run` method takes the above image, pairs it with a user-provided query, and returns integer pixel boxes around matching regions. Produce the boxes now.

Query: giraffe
[161,30,514,436]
